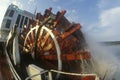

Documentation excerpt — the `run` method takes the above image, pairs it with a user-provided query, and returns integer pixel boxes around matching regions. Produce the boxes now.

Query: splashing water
[83,32,120,80]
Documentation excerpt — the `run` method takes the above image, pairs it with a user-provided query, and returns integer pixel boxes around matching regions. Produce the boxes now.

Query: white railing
[26,69,100,80]
[50,70,99,80]
[25,70,48,80]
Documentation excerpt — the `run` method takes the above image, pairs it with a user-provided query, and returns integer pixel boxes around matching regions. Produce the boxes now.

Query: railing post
[95,75,100,80]
[48,71,52,80]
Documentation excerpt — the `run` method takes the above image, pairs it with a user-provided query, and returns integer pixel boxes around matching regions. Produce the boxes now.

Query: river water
[83,33,120,80]
[102,45,120,80]
[86,39,120,80]
[106,45,120,60]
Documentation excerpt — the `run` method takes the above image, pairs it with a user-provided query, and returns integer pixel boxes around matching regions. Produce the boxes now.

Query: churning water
[84,33,120,80]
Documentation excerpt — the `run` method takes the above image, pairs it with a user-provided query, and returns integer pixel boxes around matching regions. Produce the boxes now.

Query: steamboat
[0,4,100,80]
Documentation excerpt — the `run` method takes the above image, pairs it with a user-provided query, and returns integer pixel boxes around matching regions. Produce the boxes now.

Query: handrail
[26,69,100,80]
[25,70,48,80]
[5,50,21,80]
[51,69,98,76]
[50,69,99,80]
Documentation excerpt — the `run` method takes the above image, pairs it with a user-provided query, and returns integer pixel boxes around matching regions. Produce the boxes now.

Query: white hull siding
[0,4,35,42]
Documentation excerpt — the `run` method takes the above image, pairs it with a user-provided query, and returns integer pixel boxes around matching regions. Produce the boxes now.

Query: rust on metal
[39,51,91,60]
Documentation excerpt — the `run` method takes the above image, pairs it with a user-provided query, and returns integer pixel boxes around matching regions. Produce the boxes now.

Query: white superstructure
[0,4,35,42]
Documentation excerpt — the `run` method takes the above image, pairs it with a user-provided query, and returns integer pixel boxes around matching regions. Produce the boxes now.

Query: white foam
[83,32,120,80]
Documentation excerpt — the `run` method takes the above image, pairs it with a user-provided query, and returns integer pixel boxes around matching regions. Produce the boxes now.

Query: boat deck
[0,52,13,80]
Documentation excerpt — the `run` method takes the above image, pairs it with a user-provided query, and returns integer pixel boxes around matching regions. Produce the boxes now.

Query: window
[20,16,24,28]
[15,14,21,26]
[24,17,28,26]
[9,10,15,17]
[5,19,11,28]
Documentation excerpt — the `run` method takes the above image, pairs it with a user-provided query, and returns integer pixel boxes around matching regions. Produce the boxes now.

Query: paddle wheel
[5,8,99,80]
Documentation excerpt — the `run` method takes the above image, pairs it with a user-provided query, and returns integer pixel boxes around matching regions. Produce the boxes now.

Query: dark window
[9,10,15,17]
[15,14,21,26]
[20,16,24,28]
[28,18,31,27]
[24,17,28,26]
[5,19,11,28]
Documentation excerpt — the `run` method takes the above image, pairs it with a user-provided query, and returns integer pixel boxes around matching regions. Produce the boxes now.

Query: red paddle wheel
[6,7,99,80]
